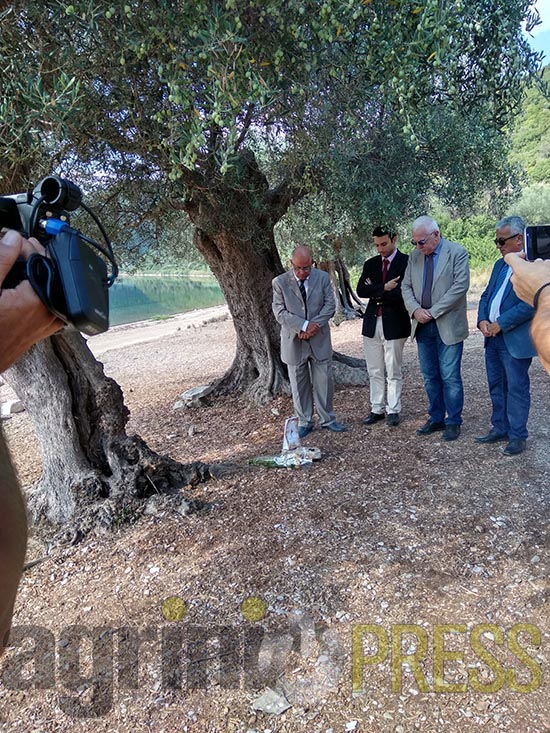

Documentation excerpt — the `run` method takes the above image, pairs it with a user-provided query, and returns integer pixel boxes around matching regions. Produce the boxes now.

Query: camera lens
[37,176,82,211]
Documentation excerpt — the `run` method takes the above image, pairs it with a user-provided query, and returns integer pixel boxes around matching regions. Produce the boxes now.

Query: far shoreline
[88,304,231,357]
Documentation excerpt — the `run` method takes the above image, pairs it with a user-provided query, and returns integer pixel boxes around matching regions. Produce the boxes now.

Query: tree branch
[233,103,256,152]
[267,164,318,223]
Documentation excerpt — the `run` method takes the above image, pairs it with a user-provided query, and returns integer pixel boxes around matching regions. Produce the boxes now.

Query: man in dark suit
[356,226,411,427]
[272,245,346,438]
[476,216,536,456]
[402,215,470,441]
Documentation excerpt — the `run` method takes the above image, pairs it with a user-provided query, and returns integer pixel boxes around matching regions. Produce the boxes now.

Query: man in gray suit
[402,216,470,441]
[272,246,346,438]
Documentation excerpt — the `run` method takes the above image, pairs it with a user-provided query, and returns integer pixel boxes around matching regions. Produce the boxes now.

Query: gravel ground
[0,302,549,733]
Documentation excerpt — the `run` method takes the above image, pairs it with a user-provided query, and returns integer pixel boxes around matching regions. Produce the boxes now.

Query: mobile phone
[524,225,550,261]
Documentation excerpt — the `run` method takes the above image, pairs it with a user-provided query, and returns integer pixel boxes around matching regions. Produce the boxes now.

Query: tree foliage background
[1,0,543,223]
[0,0,546,398]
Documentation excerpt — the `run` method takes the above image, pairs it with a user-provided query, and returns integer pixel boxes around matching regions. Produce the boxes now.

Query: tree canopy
[1,0,546,403]
[1,0,543,225]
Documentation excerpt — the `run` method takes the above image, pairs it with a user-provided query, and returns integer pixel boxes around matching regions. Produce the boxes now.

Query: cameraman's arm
[532,288,550,374]
[0,230,63,372]
[0,230,63,655]
[0,429,27,655]
[505,252,550,374]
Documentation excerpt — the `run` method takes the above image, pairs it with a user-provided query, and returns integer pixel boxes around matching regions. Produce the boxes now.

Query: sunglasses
[411,231,435,247]
[494,234,519,246]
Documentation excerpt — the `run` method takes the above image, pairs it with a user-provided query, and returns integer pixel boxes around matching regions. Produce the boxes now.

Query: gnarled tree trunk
[183,151,292,403]
[193,227,289,403]
[3,330,212,539]
[182,149,367,402]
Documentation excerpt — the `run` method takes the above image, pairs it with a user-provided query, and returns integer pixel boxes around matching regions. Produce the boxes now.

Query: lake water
[109,275,225,326]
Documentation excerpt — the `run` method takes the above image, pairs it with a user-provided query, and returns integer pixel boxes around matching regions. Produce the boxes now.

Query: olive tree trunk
[3,330,212,539]
[182,150,366,403]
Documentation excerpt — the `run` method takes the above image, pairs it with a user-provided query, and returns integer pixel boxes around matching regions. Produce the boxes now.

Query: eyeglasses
[494,234,519,246]
[292,265,312,273]
[411,231,435,247]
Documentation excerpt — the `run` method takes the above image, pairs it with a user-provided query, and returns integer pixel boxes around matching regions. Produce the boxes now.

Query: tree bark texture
[183,150,368,400]
[3,331,211,535]
[184,151,292,403]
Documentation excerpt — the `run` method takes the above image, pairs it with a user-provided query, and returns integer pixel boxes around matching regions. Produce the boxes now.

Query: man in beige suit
[402,216,470,441]
[272,246,346,437]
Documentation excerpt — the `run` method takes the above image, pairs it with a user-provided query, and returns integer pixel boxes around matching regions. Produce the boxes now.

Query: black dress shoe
[443,424,460,441]
[386,413,400,427]
[362,412,385,426]
[416,420,445,435]
[475,429,508,444]
[503,439,526,456]
[298,425,314,438]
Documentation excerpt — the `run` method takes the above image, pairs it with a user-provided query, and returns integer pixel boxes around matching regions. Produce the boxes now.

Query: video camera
[0,175,118,335]
[524,225,550,262]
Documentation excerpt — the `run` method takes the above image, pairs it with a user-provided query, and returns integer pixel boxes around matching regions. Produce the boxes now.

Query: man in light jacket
[272,245,346,438]
[402,215,470,441]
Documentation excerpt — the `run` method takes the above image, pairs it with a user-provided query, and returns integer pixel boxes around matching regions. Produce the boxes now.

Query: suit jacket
[356,250,411,339]
[272,267,335,365]
[402,237,470,345]
[477,258,536,359]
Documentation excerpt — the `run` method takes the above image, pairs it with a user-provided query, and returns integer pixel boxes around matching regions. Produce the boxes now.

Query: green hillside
[509,65,550,184]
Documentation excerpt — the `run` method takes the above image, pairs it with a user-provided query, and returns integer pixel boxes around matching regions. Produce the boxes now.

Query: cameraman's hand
[504,251,550,306]
[505,251,550,374]
[0,230,64,372]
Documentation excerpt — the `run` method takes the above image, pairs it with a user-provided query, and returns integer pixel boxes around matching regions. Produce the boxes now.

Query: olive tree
[0,0,542,529]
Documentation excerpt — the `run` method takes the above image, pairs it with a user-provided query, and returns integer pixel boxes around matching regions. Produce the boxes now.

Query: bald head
[290,246,313,281]
[292,246,313,262]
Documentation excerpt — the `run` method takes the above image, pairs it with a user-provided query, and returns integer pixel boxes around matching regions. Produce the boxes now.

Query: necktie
[298,279,308,319]
[382,258,389,283]
[377,258,389,316]
[421,254,434,309]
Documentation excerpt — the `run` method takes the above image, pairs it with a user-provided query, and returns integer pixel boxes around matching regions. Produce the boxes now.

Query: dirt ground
[0,298,549,733]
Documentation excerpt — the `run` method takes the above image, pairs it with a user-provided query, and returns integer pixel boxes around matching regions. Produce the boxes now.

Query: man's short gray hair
[412,215,439,233]
[496,215,525,235]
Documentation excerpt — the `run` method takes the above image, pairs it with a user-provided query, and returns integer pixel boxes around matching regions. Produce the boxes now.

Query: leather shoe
[321,421,347,433]
[503,439,526,456]
[416,420,445,435]
[475,429,508,444]
[386,413,400,427]
[443,424,460,441]
[362,412,385,426]
[298,425,314,438]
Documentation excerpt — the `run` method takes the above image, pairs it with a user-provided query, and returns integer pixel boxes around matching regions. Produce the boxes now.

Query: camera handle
[26,254,63,318]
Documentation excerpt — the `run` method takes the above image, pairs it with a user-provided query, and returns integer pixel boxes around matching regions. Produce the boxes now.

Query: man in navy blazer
[477,216,536,456]
[357,226,411,427]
